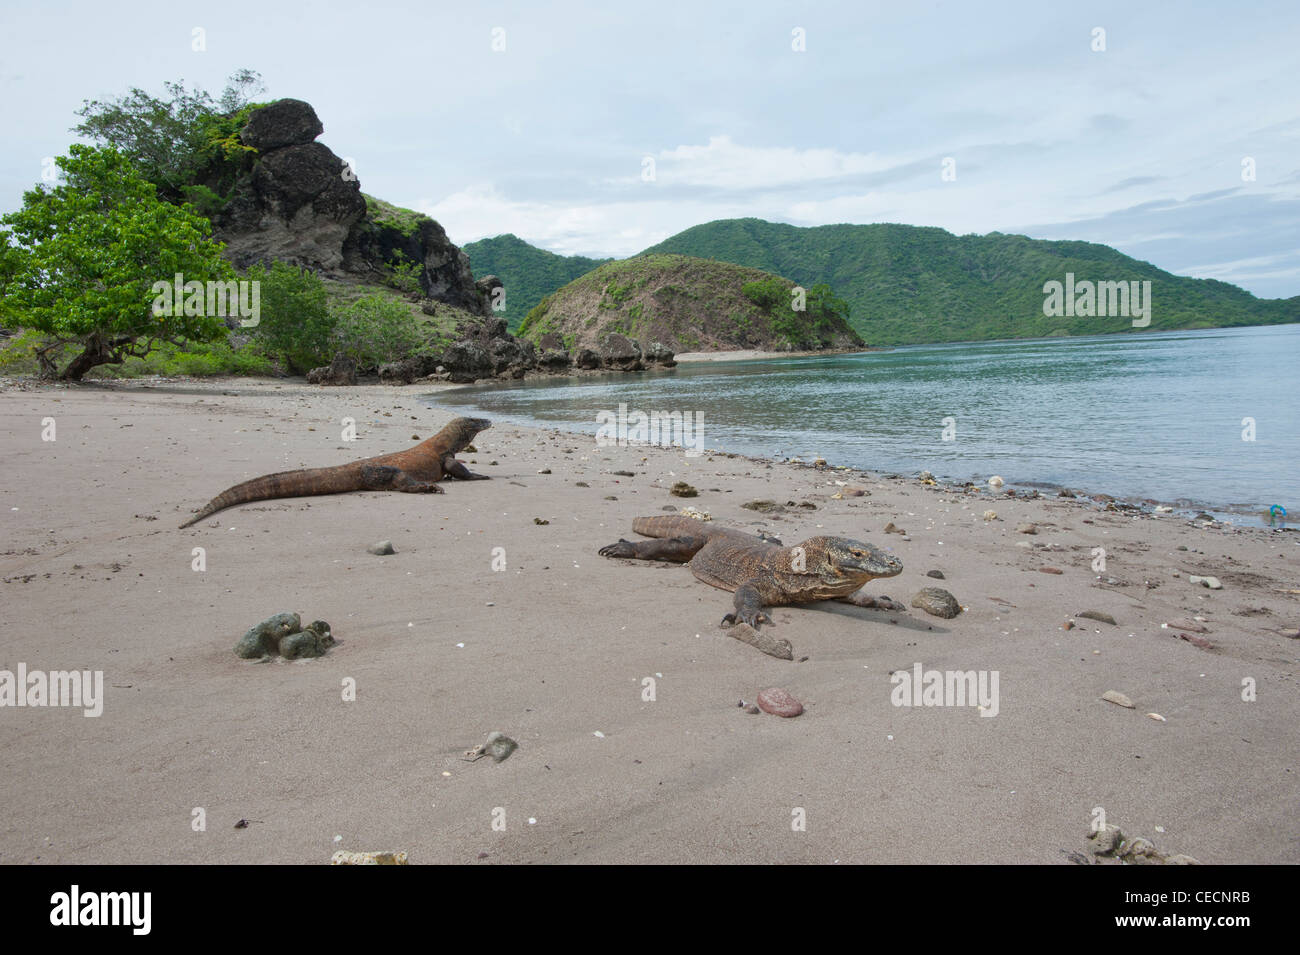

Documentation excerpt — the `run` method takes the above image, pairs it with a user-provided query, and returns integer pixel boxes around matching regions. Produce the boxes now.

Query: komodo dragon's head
[794,536,903,596]
[448,417,492,449]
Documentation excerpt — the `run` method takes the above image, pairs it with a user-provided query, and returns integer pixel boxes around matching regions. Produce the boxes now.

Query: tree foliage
[73,69,266,205]
[0,145,235,379]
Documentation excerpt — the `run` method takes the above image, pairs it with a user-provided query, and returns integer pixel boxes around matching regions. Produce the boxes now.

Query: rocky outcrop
[306,353,358,386]
[215,98,486,315]
[372,319,674,386]
[600,333,643,372]
[645,341,677,367]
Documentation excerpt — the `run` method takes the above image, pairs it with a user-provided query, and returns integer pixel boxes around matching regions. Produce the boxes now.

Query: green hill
[463,234,611,331]
[639,218,1298,345]
[518,254,863,353]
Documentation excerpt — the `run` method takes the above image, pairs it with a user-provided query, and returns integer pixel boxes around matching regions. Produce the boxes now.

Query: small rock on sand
[1101,690,1135,708]
[1039,566,1064,575]
[926,569,945,579]
[331,850,409,865]
[483,731,518,762]
[669,482,697,497]
[1077,610,1116,626]
[982,510,998,520]
[1189,575,1223,589]
[884,522,906,535]
[235,611,301,659]
[1165,618,1209,633]
[1016,523,1037,534]
[367,540,395,555]
[756,687,803,717]
[910,587,961,618]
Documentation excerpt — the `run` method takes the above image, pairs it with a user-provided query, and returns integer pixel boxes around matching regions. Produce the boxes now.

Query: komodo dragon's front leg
[442,457,491,481]
[722,579,769,631]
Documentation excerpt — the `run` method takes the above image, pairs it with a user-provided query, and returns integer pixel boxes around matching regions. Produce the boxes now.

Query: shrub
[245,261,333,373]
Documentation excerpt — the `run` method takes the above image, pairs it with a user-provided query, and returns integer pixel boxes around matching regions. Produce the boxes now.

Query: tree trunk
[59,335,115,381]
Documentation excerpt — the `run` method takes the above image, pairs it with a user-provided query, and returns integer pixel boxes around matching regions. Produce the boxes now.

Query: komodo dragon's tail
[631,515,757,541]
[180,466,361,528]
[632,515,712,538]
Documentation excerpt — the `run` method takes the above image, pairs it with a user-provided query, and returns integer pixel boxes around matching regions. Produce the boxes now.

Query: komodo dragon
[180,416,491,528]
[598,515,903,629]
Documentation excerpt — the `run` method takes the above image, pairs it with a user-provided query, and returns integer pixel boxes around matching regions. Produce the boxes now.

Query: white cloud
[637,135,901,190]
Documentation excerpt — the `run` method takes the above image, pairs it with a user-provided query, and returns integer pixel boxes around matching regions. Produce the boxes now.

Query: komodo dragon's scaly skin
[598,515,903,629]
[180,416,491,528]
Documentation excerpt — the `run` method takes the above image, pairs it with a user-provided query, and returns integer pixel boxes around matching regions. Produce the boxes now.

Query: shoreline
[673,346,878,362]
[421,387,1288,530]
[3,374,1297,864]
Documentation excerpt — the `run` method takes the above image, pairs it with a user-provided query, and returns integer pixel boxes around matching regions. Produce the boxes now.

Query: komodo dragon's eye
[851,549,864,557]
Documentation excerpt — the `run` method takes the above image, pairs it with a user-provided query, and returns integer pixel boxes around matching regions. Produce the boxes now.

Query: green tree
[0,145,235,380]
[245,261,333,373]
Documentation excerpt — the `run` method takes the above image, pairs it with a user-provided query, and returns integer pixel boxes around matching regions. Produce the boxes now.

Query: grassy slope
[517,253,862,352]
[463,234,611,332]
[639,218,1299,345]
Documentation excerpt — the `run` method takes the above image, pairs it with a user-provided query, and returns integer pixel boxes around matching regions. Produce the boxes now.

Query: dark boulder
[538,349,571,369]
[306,353,358,386]
[574,348,601,369]
[645,341,677,367]
[378,355,438,384]
[601,333,643,372]
[238,98,323,151]
[219,142,365,271]
[440,341,493,383]
[538,332,566,352]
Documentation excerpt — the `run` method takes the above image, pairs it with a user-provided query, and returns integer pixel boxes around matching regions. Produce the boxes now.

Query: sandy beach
[1,375,1296,864]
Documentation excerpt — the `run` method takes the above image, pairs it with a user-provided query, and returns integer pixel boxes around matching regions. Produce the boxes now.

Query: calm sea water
[430,324,1298,523]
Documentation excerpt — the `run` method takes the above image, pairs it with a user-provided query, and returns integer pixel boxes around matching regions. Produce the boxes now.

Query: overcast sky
[2,0,1297,297]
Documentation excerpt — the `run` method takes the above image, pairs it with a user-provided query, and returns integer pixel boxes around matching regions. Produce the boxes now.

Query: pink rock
[1039,567,1064,575]
[757,687,803,718]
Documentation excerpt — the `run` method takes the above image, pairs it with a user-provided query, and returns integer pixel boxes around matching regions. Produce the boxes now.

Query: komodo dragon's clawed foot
[840,591,906,611]
[443,458,490,481]
[599,539,638,559]
[721,609,772,630]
